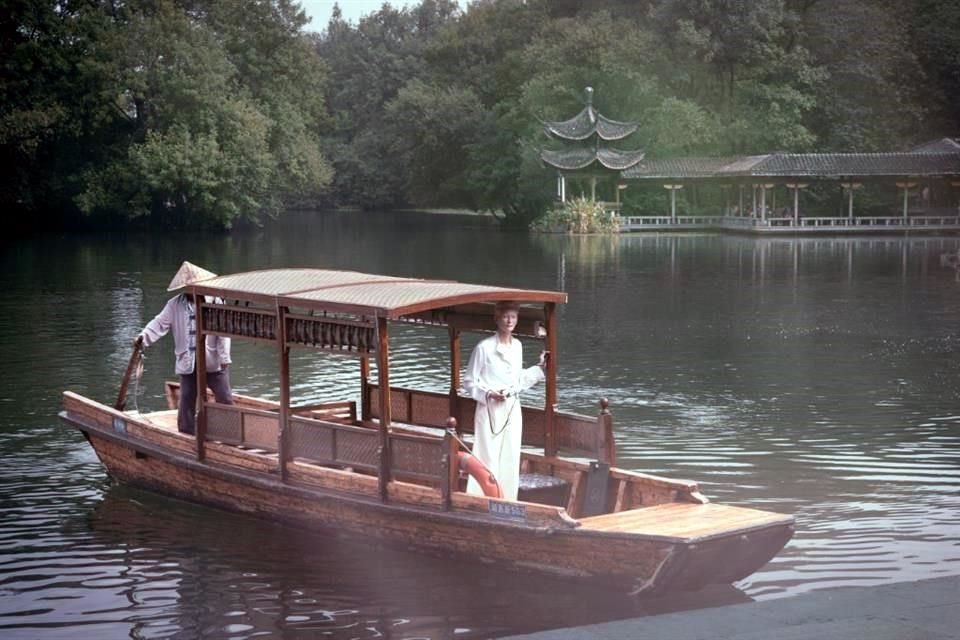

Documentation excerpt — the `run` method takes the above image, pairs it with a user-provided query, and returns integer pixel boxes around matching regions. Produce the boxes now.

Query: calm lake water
[2,210,960,639]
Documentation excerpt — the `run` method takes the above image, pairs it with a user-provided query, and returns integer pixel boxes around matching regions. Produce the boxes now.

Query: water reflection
[2,215,960,637]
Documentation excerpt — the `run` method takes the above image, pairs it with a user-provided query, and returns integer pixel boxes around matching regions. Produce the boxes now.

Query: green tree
[317,1,458,207]
[798,0,933,150]
[3,0,332,230]
[383,80,489,207]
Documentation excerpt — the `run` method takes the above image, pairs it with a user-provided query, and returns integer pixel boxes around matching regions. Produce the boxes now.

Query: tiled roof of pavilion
[542,106,640,142]
[910,138,960,153]
[541,147,646,171]
[622,151,960,180]
[541,86,640,142]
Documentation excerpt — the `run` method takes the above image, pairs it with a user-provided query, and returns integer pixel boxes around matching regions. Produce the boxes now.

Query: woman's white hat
[167,261,218,292]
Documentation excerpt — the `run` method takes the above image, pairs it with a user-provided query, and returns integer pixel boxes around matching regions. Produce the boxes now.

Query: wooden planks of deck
[577,502,793,540]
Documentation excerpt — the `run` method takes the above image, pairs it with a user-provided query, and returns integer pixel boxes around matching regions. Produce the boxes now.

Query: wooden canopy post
[443,418,458,511]
[194,293,207,462]
[448,326,461,434]
[360,356,371,421]
[544,302,558,458]
[376,316,392,501]
[277,303,291,482]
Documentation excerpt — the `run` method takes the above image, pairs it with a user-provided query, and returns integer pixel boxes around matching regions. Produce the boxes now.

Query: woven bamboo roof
[190,268,567,318]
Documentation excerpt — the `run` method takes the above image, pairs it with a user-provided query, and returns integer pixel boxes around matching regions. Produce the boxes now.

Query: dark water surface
[2,211,960,638]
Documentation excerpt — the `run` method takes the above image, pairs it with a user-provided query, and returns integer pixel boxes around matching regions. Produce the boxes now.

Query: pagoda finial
[584,86,594,106]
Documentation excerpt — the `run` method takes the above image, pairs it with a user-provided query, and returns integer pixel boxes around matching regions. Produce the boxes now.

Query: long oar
[115,339,144,410]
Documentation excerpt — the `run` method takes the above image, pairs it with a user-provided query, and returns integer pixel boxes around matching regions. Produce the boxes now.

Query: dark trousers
[178,369,234,434]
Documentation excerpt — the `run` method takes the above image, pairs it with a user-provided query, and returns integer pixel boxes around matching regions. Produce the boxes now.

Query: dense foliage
[2,0,332,230]
[2,0,957,231]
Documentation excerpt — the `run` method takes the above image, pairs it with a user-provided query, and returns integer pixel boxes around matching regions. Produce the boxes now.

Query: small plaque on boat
[489,501,526,520]
[112,416,127,435]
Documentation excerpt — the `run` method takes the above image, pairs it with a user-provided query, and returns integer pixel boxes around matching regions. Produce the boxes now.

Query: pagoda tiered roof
[541,147,646,171]
[542,107,639,142]
[540,87,644,173]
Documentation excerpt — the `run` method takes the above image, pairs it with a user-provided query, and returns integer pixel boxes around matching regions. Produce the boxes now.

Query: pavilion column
[759,184,773,221]
[841,182,862,221]
[739,184,745,216]
[786,183,808,226]
[664,184,683,222]
[952,181,960,214]
[752,184,758,218]
[896,181,917,220]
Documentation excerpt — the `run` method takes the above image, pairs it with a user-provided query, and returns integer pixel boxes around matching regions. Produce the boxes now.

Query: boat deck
[577,502,794,540]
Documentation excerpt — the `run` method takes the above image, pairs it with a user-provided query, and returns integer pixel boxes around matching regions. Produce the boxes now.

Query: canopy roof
[190,268,567,318]
[541,147,646,171]
[622,151,960,180]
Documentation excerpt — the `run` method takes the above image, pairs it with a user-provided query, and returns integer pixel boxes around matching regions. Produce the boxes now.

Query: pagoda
[540,87,645,203]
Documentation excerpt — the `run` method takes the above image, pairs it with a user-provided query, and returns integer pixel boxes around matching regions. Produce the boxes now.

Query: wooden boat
[60,268,794,594]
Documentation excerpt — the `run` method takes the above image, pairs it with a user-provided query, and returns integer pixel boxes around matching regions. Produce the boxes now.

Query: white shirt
[140,294,231,375]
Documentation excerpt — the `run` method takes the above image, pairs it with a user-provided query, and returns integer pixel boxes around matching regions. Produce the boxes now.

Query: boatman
[463,301,546,500]
[135,261,233,434]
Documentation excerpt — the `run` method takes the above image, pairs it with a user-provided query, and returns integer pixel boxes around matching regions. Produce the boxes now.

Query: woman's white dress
[463,334,543,500]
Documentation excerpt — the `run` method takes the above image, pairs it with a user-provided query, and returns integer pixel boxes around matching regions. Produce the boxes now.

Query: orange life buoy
[457,451,503,498]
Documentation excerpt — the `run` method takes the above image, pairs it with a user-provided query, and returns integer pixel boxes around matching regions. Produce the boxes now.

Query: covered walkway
[618,139,960,234]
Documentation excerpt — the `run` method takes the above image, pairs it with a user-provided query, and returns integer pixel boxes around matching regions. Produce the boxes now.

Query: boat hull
[62,398,793,594]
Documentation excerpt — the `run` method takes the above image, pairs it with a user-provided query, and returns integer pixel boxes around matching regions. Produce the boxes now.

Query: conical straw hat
[167,261,218,291]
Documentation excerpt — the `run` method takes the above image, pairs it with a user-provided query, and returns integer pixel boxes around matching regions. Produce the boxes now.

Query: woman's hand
[486,389,506,402]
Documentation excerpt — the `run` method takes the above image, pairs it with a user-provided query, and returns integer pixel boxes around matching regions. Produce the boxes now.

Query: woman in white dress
[463,301,546,500]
